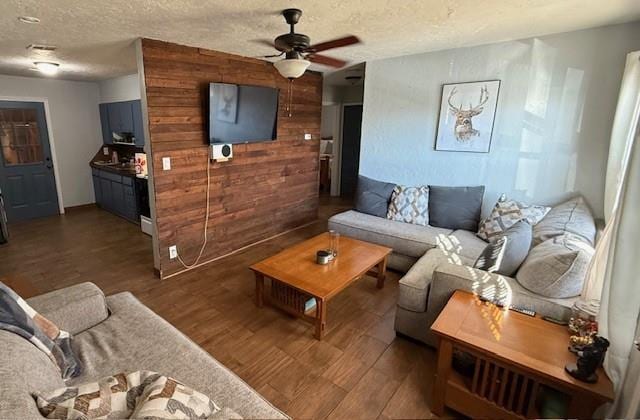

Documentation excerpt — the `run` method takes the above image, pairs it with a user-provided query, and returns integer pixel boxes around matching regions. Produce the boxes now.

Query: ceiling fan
[257,8,361,79]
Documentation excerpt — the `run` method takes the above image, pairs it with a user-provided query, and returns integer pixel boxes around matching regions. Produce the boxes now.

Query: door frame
[0,96,64,214]
[336,102,363,197]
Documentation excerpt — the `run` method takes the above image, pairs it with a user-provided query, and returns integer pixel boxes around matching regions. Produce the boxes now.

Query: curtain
[603,52,640,223]
[592,51,640,417]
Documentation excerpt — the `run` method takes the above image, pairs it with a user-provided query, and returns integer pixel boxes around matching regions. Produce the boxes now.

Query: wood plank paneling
[141,38,322,277]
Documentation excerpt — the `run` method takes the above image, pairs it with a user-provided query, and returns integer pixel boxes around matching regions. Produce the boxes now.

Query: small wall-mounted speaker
[210,144,233,162]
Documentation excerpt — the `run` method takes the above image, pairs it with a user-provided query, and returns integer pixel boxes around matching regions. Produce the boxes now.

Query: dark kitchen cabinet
[110,182,125,215]
[92,169,103,204]
[107,102,122,133]
[118,102,135,133]
[99,104,112,145]
[99,177,113,212]
[92,168,141,224]
[99,100,145,146]
[132,101,145,147]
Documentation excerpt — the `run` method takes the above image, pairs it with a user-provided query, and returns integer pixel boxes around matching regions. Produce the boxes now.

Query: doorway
[339,104,363,198]
[0,101,59,222]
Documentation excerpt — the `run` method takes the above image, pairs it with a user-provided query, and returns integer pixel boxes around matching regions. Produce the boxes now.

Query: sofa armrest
[26,282,109,335]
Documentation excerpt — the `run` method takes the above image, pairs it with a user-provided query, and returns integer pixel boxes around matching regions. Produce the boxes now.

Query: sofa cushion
[328,210,452,258]
[516,235,594,298]
[36,370,220,419]
[0,330,66,419]
[386,185,429,226]
[533,196,596,246]
[354,175,396,218]
[0,282,82,380]
[446,229,489,262]
[477,197,550,241]
[69,292,287,419]
[428,186,485,231]
[474,221,532,276]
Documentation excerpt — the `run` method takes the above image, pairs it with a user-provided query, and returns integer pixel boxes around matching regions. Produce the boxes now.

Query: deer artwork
[447,85,490,141]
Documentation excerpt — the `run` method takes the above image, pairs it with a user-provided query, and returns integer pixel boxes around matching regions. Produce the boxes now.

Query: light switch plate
[103,147,109,155]
[162,157,171,171]
[169,245,177,259]
[304,133,312,140]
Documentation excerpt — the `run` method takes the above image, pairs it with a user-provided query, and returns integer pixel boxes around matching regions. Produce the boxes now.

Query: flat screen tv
[208,83,279,144]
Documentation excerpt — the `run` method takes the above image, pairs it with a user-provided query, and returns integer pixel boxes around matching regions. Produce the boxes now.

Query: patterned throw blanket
[35,371,222,419]
[0,282,82,379]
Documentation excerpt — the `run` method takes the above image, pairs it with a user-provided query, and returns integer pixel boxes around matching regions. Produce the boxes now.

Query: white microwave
[112,132,135,145]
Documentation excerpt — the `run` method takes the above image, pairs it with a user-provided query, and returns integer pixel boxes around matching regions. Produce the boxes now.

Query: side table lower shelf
[434,339,608,419]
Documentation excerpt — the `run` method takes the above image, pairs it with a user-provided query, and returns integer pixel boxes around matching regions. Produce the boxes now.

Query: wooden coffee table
[250,232,391,339]
[431,290,614,419]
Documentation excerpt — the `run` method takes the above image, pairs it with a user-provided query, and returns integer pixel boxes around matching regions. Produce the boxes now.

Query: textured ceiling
[1,0,639,81]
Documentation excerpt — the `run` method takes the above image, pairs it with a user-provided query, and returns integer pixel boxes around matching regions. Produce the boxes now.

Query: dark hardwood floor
[0,198,438,419]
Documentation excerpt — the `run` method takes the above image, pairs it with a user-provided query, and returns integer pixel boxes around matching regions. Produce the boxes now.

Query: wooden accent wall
[141,39,322,277]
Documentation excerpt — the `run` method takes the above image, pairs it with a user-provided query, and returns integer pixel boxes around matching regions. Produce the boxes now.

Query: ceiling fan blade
[261,51,285,58]
[305,35,360,53]
[307,54,347,68]
[251,39,277,48]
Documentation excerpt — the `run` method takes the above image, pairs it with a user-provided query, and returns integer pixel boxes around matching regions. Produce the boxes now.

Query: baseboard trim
[161,219,321,280]
[64,203,97,212]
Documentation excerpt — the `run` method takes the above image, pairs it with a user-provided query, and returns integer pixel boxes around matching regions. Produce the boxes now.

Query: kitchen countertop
[90,161,138,177]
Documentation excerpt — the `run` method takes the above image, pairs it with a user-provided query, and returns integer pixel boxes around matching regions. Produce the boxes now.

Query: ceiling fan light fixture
[34,61,60,76]
[273,58,310,79]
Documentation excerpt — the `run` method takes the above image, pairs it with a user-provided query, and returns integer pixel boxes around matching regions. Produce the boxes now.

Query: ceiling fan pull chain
[288,79,293,117]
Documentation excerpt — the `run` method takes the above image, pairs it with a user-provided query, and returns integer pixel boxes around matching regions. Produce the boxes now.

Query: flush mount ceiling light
[18,16,40,24]
[34,61,60,76]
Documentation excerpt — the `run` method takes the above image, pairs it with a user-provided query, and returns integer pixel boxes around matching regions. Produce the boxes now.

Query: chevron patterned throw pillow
[386,186,429,226]
[477,197,550,241]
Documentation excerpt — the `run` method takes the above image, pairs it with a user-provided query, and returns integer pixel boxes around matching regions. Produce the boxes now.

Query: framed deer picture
[435,80,500,153]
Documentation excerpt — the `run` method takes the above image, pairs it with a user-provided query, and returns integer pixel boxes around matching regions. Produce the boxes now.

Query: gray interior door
[0,101,59,222]
[340,104,363,198]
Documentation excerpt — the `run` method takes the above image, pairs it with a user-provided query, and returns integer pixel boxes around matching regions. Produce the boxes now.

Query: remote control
[478,296,504,308]
[509,304,536,317]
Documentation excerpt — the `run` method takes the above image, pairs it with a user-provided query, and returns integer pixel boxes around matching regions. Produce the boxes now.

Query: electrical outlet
[103,147,109,156]
[162,157,171,171]
[169,245,177,259]
[304,133,312,140]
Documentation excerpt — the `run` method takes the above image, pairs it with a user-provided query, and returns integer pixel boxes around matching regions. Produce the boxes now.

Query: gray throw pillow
[474,220,532,276]
[533,196,595,246]
[516,235,595,298]
[354,175,396,218]
[428,185,485,231]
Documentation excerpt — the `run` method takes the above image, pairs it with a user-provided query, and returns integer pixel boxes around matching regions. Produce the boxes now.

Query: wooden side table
[431,291,614,419]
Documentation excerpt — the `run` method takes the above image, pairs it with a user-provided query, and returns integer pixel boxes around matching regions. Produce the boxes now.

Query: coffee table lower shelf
[253,261,386,340]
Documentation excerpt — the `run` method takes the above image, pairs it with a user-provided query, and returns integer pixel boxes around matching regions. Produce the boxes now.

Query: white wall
[0,74,103,208]
[323,84,364,105]
[360,22,640,218]
[98,74,140,103]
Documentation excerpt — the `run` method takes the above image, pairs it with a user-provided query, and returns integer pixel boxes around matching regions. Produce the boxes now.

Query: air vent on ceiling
[27,44,58,52]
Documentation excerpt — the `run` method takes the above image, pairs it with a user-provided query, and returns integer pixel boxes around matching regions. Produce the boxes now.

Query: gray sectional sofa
[328,199,596,347]
[0,282,287,419]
